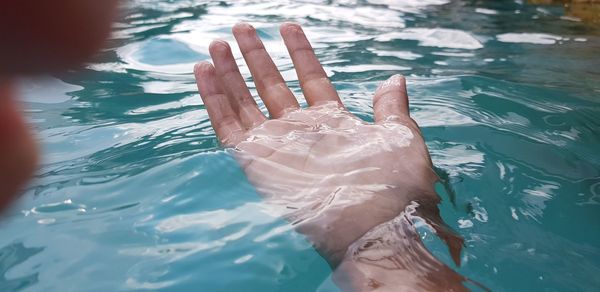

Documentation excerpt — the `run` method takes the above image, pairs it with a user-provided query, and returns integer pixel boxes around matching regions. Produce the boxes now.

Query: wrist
[333,205,467,291]
[291,184,438,265]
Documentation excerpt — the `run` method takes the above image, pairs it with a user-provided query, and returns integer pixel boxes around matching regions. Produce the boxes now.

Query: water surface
[3,0,600,291]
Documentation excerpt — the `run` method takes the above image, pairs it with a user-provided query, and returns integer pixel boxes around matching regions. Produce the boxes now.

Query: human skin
[0,0,118,211]
[195,22,472,291]
[0,83,38,210]
[0,2,470,288]
[0,0,119,75]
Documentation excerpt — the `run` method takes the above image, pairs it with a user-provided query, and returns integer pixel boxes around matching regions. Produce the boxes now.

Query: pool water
[3,0,600,291]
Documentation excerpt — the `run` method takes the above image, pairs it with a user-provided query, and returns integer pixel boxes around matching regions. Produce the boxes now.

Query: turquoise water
[3,0,600,291]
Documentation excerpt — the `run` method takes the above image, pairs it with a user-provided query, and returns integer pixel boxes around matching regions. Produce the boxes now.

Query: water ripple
[6,0,600,291]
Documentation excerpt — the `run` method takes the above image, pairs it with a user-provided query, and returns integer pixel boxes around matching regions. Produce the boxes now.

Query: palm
[235,103,433,213]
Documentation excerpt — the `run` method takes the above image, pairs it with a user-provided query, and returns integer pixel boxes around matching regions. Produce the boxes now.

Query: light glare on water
[2,0,600,291]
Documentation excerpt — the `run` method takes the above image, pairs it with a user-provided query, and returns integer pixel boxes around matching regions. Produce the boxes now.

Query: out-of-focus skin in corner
[0,0,119,211]
[0,0,119,75]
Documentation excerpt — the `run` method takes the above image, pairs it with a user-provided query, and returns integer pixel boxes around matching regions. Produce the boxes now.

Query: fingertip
[233,22,263,53]
[392,74,406,84]
[232,22,255,36]
[280,22,302,36]
[394,74,407,89]
[194,61,213,76]
[377,74,406,91]
[209,39,231,55]
[373,74,410,122]
[194,61,219,97]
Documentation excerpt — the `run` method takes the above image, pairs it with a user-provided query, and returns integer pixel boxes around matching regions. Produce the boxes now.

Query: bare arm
[194,22,470,291]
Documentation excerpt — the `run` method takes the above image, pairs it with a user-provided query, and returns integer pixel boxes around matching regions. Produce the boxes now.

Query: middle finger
[233,22,299,119]
[280,23,342,107]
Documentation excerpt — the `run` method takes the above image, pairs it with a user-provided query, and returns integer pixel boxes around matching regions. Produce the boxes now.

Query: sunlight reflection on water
[5,0,600,291]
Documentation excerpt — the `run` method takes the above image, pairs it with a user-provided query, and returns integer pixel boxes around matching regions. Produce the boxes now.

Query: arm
[290,183,468,291]
[334,207,467,292]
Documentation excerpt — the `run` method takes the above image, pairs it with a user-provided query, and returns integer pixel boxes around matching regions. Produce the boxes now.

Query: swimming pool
[3,0,599,290]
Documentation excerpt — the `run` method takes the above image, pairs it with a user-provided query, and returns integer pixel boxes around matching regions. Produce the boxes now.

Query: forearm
[232,124,467,289]
[291,185,428,264]
[285,183,468,291]
[332,206,467,292]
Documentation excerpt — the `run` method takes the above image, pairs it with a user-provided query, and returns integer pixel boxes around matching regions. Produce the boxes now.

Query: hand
[194,22,470,291]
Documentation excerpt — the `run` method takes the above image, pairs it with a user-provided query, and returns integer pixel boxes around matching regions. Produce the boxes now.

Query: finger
[279,22,342,107]
[194,61,244,146]
[233,23,299,118]
[373,74,410,123]
[209,40,267,128]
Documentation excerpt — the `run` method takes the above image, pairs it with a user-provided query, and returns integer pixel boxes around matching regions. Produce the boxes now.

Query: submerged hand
[195,23,471,291]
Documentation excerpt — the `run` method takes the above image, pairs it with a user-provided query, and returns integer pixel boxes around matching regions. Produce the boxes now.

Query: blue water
[3,0,600,291]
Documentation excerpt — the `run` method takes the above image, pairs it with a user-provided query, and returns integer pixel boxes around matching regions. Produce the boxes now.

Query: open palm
[195,23,470,291]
